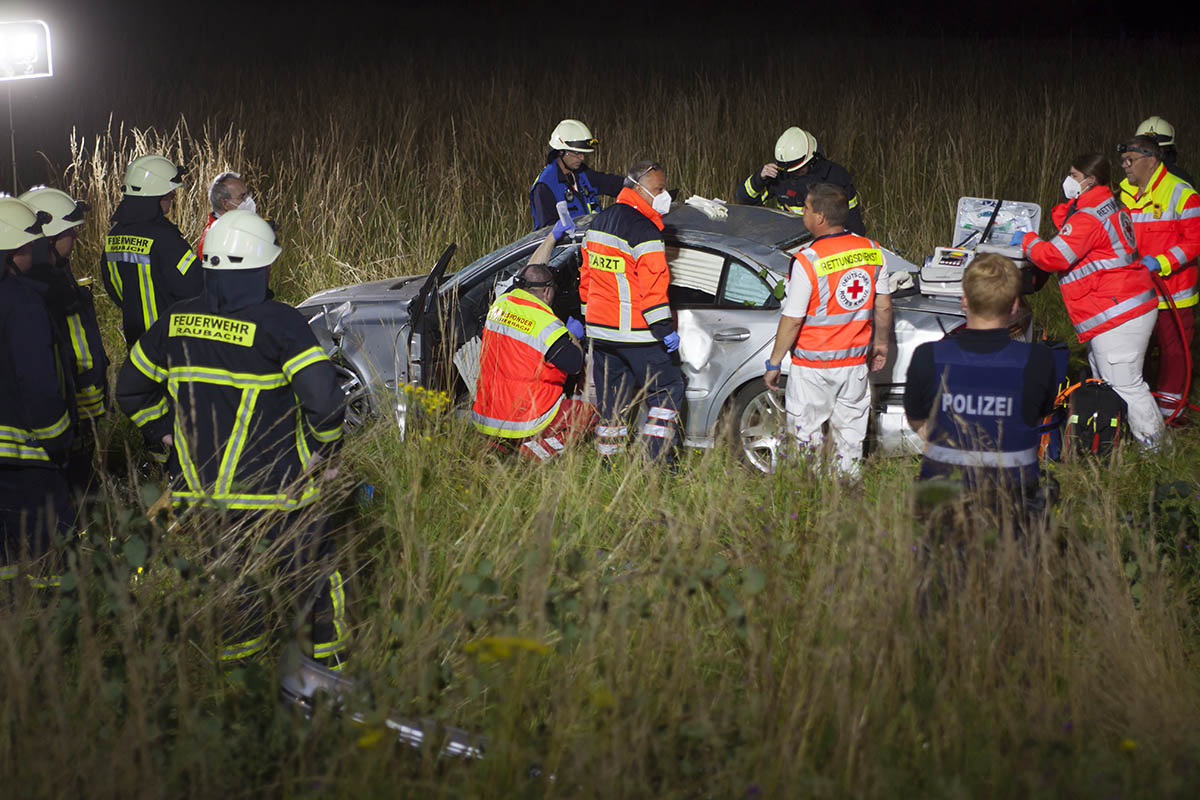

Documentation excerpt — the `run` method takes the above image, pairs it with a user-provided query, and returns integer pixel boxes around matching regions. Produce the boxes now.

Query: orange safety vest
[471,288,569,438]
[790,232,883,369]
[1119,162,1200,309]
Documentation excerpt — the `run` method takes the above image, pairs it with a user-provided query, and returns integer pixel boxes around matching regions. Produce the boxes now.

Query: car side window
[721,260,779,309]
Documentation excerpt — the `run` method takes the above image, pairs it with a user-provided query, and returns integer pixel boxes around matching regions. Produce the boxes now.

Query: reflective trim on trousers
[924,443,1038,468]
[641,422,675,439]
[1075,290,1158,336]
[522,440,553,460]
[596,425,628,437]
[647,406,678,421]
[1058,254,1136,286]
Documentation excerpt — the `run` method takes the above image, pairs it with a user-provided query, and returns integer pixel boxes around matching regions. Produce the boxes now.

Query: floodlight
[0,20,53,82]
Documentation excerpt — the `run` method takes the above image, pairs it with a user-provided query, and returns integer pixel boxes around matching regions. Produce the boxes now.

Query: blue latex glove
[663,331,680,353]
[1009,231,1026,247]
[1140,255,1161,274]
[565,315,585,339]
[552,217,576,240]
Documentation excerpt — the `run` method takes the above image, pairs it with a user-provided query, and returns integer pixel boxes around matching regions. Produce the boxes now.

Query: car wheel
[331,357,374,435]
[729,377,788,473]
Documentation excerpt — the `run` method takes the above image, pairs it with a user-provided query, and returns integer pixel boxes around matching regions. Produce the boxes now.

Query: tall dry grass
[1,35,1197,797]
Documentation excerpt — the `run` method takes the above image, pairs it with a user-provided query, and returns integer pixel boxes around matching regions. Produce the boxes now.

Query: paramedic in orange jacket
[1014,152,1164,447]
[580,160,684,463]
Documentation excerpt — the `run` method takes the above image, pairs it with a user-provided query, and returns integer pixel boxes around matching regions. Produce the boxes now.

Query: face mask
[639,182,671,215]
[237,195,257,213]
[1062,175,1083,200]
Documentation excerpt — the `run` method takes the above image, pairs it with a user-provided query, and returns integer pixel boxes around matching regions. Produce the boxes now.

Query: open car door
[405,242,456,390]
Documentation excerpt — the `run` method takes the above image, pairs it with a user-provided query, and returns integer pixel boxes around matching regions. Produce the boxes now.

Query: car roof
[662,203,807,248]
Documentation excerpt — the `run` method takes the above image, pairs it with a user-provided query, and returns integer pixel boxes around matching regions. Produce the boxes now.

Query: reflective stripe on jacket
[115,297,344,511]
[790,232,882,368]
[102,220,202,348]
[580,187,671,344]
[1119,163,1200,309]
[471,289,568,438]
[1020,186,1156,341]
[919,337,1040,487]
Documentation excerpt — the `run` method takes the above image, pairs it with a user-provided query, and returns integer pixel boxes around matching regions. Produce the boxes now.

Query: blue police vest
[530,162,600,227]
[919,337,1040,487]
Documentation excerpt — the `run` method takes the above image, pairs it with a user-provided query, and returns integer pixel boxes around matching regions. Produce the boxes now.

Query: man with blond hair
[904,254,1057,512]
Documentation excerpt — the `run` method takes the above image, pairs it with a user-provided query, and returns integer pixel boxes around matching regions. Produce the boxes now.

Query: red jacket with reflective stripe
[580,188,671,345]
[472,289,568,438]
[791,232,883,368]
[196,213,217,262]
[1119,163,1200,309]
[1019,185,1156,342]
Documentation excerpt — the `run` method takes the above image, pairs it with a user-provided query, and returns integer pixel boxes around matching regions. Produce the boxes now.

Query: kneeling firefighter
[116,210,348,671]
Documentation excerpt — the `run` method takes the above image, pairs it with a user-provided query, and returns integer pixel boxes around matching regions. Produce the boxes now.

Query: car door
[669,245,781,420]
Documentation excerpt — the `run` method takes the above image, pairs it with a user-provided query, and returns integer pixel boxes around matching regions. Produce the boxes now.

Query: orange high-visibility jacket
[472,289,569,438]
[790,232,883,369]
[580,187,671,344]
[1019,185,1156,342]
[1119,162,1200,309]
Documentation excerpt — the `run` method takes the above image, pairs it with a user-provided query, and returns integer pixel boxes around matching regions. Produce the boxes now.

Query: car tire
[729,377,788,474]
[331,357,374,435]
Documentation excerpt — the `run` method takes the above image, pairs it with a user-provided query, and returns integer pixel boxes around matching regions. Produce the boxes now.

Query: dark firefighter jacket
[736,154,866,235]
[0,269,73,469]
[116,267,344,511]
[102,195,203,348]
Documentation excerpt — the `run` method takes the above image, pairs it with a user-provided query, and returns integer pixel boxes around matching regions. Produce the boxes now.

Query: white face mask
[1062,175,1083,200]
[639,182,671,215]
[237,195,257,213]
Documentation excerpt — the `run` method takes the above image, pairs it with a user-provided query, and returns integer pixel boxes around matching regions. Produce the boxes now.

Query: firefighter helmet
[0,197,49,251]
[18,187,89,238]
[202,209,281,270]
[123,154,184,197]
[775,127,818,171]
[548,119,598,153]
[1135,116,1175,147]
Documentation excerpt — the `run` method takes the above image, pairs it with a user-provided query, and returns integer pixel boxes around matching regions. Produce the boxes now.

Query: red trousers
[491,398,598,461]
[1151,305,1196,412]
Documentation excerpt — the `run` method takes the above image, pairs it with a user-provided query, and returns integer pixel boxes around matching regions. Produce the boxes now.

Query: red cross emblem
[845,279,865,300]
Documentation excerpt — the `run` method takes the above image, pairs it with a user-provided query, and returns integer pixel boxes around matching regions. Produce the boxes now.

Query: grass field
[3,35,1199,797]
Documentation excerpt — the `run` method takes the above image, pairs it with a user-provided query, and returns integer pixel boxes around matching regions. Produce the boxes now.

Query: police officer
[1136,116,1194,188]
[116,210,347,671]
[904,254,1057,519]
[1,197,73,587]
[530,119,623,230]
[102,154,203,349]
[737,127,866,235]
[763,184,891,477]
[472,226,596,460]
[20,187,109,503]
[581,160,684,463]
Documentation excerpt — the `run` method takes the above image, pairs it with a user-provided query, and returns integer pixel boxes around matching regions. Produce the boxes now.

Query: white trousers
[1087,308,1164,447]
[785,363,870,476]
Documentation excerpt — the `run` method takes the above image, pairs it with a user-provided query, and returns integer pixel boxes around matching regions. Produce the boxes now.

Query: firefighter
[763,183,891,477]
[115,210,348,671]
[1136,116,1194,188]
[530,119,623,230]
[1,197,73,587]
[736,127,866,235]
[581,160,684,463]
[1118,135,1200,422]
[1012,153,1164,447]
[19,187,110,502]
[196,171,255,262]
[472,225,597,460]
[904,254,1057,523]
[102,154,203,349]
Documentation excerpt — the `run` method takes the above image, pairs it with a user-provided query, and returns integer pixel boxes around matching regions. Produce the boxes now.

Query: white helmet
[0,197,49,251]
[1136,116,1175,147]
[123,154,184,197]
[775,127,818,171]
[202,209,281,270]
[18,187,89,238]
[548,119,598,153]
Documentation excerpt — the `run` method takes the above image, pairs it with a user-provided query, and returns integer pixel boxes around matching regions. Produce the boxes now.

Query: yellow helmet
[1135,116,1175,147]
[18,186,89,238]
[123,154,184,197]
[0,197,49,251]
[775,127,818,172]
[548,119,598,153]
